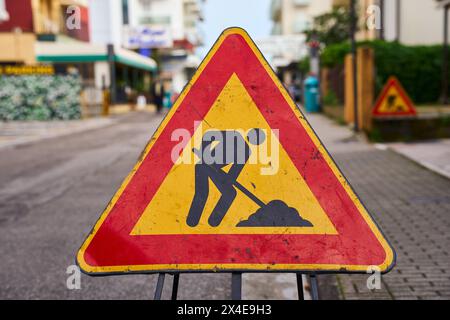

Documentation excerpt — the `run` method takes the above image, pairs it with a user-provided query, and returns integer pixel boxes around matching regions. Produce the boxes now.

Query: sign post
[350,0,359,132]
[77,28,395,299]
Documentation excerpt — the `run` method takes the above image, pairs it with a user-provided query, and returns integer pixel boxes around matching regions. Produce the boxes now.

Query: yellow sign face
[132,74,337,236]
[373,77,417,117]
[77,28,395,275]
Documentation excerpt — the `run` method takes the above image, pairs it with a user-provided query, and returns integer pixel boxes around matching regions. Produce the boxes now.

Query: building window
[292,0,310,6]
[272,22,282,35]
[139,15,171,25]
[292,14,308,33]
[122,0,129,25]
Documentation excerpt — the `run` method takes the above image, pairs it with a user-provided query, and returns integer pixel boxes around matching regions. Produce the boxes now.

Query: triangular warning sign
[77,28,395,275]
[373,76,417,117]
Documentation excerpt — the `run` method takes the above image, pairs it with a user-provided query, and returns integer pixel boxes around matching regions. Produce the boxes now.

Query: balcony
[184,0,204,21]
[271,22,282,35]
[270,0,282,21]
[292,0,310,7]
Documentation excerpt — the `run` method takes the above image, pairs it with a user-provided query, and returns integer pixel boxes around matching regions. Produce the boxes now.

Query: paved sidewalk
[0,117,116,150]
[384,140,450,179]
[305,113,450,300]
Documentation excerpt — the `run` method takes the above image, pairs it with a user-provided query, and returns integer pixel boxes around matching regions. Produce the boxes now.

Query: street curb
[375,143,450,180]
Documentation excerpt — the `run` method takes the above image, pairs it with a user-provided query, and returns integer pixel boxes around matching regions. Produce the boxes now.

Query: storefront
[35,41,157,105]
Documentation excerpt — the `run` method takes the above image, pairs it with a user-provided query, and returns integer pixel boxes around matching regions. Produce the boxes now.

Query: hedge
[320,40,448,105]
[0,75,82,121]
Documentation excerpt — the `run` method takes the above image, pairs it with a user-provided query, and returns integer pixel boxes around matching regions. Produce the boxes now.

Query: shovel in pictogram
[192,148,313,228]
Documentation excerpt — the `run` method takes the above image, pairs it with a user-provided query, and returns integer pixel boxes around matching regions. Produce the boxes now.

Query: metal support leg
[309,274,320,300]
[296,273,304,300]
[171,273,180,300]
[231,272,242,300]
[154,273,165,300]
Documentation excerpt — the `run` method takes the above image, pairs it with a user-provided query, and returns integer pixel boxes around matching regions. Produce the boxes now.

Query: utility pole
[309,34,320,76]
[379,0,385,40]
[107,44,117,105]
[396,0,401,42]
[350,0,359,132]
[443,4,449,105]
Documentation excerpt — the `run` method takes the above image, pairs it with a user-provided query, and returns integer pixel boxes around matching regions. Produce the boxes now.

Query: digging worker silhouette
[187,129,265,227]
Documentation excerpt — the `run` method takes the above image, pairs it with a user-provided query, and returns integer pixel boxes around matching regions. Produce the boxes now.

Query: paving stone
[306,113,450,300]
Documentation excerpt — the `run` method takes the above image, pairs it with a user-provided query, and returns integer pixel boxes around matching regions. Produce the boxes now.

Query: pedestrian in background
[151,77,164,113]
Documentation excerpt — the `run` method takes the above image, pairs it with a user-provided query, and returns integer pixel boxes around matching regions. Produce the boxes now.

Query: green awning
[36,42,157,72]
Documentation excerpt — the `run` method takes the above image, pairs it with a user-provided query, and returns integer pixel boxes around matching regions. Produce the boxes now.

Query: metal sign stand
[309,274,320,300]
[153,273,165,300]
[231,272,242,300]
[153,272,320,300]
[296,273,304,300]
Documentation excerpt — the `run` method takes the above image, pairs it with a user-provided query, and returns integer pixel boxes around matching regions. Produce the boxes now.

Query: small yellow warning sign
[373,77,417,117]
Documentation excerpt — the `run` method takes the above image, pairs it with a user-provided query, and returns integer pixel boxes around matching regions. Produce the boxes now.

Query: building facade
[89,0,124,47]
[0,0,90,65]
[268,0,332,85]
[269,0,449,85]
[0,0,157,109]
[381,0,449,45]
[334,0,450,45]
[272,0,450,49]
[124,0,205,94]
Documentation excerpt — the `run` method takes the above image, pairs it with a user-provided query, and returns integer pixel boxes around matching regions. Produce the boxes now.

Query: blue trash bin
[303,75,320,113]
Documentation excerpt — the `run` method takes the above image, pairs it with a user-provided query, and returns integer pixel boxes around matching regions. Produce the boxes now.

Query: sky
[197,0,272,58]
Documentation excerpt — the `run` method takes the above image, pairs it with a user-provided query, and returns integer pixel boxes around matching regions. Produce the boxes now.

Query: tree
[304,6,356,47]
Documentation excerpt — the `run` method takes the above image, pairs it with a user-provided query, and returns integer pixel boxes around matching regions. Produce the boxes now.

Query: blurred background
[0,0,449,125]
[0,0,449,300]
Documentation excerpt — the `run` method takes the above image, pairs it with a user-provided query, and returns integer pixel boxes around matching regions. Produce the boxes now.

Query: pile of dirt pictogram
[237,200,313,227]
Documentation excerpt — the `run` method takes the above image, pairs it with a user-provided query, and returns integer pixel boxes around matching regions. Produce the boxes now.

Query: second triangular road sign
[373,76,417,117]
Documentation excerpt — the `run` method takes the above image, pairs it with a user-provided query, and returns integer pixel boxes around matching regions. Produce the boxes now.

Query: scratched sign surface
[77,28,395,274]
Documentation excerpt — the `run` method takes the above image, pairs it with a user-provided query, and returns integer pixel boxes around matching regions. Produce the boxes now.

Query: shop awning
[35,41,157,72]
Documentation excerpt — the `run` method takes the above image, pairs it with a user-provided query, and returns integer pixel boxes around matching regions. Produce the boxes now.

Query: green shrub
[298,57,310,75]
[0,75,82,121]
[320,41,448,105]
[323,90,340,106]
[321,42,351,68]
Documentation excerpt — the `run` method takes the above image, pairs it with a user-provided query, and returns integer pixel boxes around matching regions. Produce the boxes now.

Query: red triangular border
[78,29,394,274]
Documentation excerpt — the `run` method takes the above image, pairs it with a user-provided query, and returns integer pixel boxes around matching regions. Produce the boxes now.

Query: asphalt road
[7,109,447,300]
[0,112,231,300]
